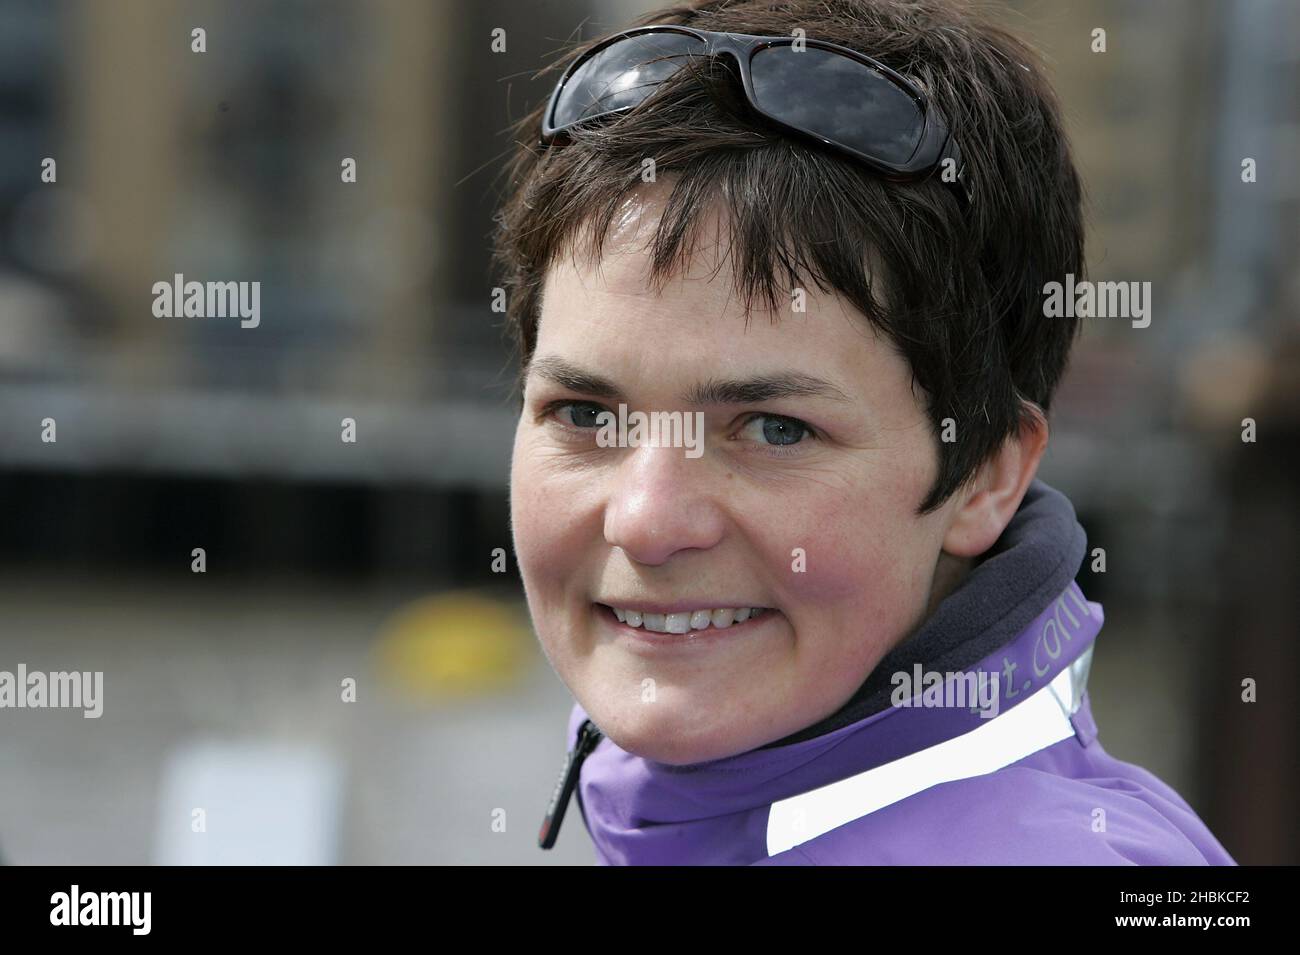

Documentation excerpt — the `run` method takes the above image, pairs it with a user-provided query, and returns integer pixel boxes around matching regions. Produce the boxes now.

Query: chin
[591,699,768,766]
[615,731,736,767]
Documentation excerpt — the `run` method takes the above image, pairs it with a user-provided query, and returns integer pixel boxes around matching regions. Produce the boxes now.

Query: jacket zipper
[538,719,604,849]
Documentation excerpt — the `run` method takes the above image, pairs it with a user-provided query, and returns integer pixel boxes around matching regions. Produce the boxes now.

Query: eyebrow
[526,355,853,405]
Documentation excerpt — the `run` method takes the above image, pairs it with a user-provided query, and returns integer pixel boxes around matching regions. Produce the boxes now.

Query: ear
[941,404,1050,559]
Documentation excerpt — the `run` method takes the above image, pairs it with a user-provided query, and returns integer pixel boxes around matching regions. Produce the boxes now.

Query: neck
[924,550,973,620]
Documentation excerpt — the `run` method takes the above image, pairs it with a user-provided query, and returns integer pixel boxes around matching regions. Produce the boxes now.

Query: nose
[603,443,725,566]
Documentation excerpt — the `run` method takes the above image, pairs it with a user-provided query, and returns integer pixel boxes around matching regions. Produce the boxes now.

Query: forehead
[536,180,886,372]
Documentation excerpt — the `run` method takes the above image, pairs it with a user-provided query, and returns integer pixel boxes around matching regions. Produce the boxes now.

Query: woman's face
[510,182,963,765]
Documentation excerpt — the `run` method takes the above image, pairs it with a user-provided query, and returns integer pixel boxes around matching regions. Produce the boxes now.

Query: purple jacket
[543,481,1236,865]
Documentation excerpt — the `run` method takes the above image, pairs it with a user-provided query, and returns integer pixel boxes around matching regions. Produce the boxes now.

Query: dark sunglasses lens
[749,46,923,165]
[552,31,706,128]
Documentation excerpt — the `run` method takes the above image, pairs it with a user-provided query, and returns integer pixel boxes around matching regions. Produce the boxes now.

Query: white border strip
[766,663,1081,857]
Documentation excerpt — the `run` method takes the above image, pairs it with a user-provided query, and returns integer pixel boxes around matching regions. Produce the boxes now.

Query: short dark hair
[491,0,1086,513]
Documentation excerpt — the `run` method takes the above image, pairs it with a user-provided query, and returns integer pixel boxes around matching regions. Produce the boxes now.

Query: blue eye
[739,414,816,447]
[541,400,610,431]
[556,401,607,429]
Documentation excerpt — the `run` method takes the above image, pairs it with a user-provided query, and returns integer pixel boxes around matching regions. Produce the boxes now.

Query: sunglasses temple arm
[939,136,973,208]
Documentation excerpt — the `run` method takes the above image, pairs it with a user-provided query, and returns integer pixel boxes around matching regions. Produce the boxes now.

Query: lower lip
[593,603,779,650]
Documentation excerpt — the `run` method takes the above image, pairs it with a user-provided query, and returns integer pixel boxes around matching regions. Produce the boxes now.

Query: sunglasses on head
[540,25,972,208]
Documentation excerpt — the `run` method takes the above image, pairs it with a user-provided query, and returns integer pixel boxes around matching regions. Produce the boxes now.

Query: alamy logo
[50,885,150,935]
[1042,273,1151,328]
[152,273,260,328]
[890,665,1000,718]
[594,403,705,459]
[0,664,103,718]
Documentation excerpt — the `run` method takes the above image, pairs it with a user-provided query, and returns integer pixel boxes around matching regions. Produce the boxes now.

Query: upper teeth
[609,605,768,634]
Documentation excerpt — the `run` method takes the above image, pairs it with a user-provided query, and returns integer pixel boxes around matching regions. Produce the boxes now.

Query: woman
[492,0,1235,865]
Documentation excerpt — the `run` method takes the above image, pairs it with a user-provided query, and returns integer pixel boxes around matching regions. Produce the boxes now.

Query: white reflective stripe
[766,662,1082,857]
[1051,645,1093,717]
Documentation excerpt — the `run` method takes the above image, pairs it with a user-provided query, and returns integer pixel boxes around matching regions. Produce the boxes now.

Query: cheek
[510,431,562,585]
[779,504,923,607]
[774,456,940,621]
[508,426,598,615]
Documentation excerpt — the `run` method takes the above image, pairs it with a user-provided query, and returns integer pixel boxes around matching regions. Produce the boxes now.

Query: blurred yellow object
[375,591,530,699]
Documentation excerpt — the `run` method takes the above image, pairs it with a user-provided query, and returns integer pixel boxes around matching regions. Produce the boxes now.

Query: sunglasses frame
[540,25,970,205]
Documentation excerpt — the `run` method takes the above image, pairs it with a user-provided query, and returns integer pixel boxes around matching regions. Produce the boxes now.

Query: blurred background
[0,0,1295,864]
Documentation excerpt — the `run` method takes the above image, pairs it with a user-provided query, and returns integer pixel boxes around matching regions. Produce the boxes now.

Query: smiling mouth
[594,602,776,637]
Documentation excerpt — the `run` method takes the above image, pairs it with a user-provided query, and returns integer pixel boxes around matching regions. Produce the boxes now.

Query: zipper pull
[538,719,604,849]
